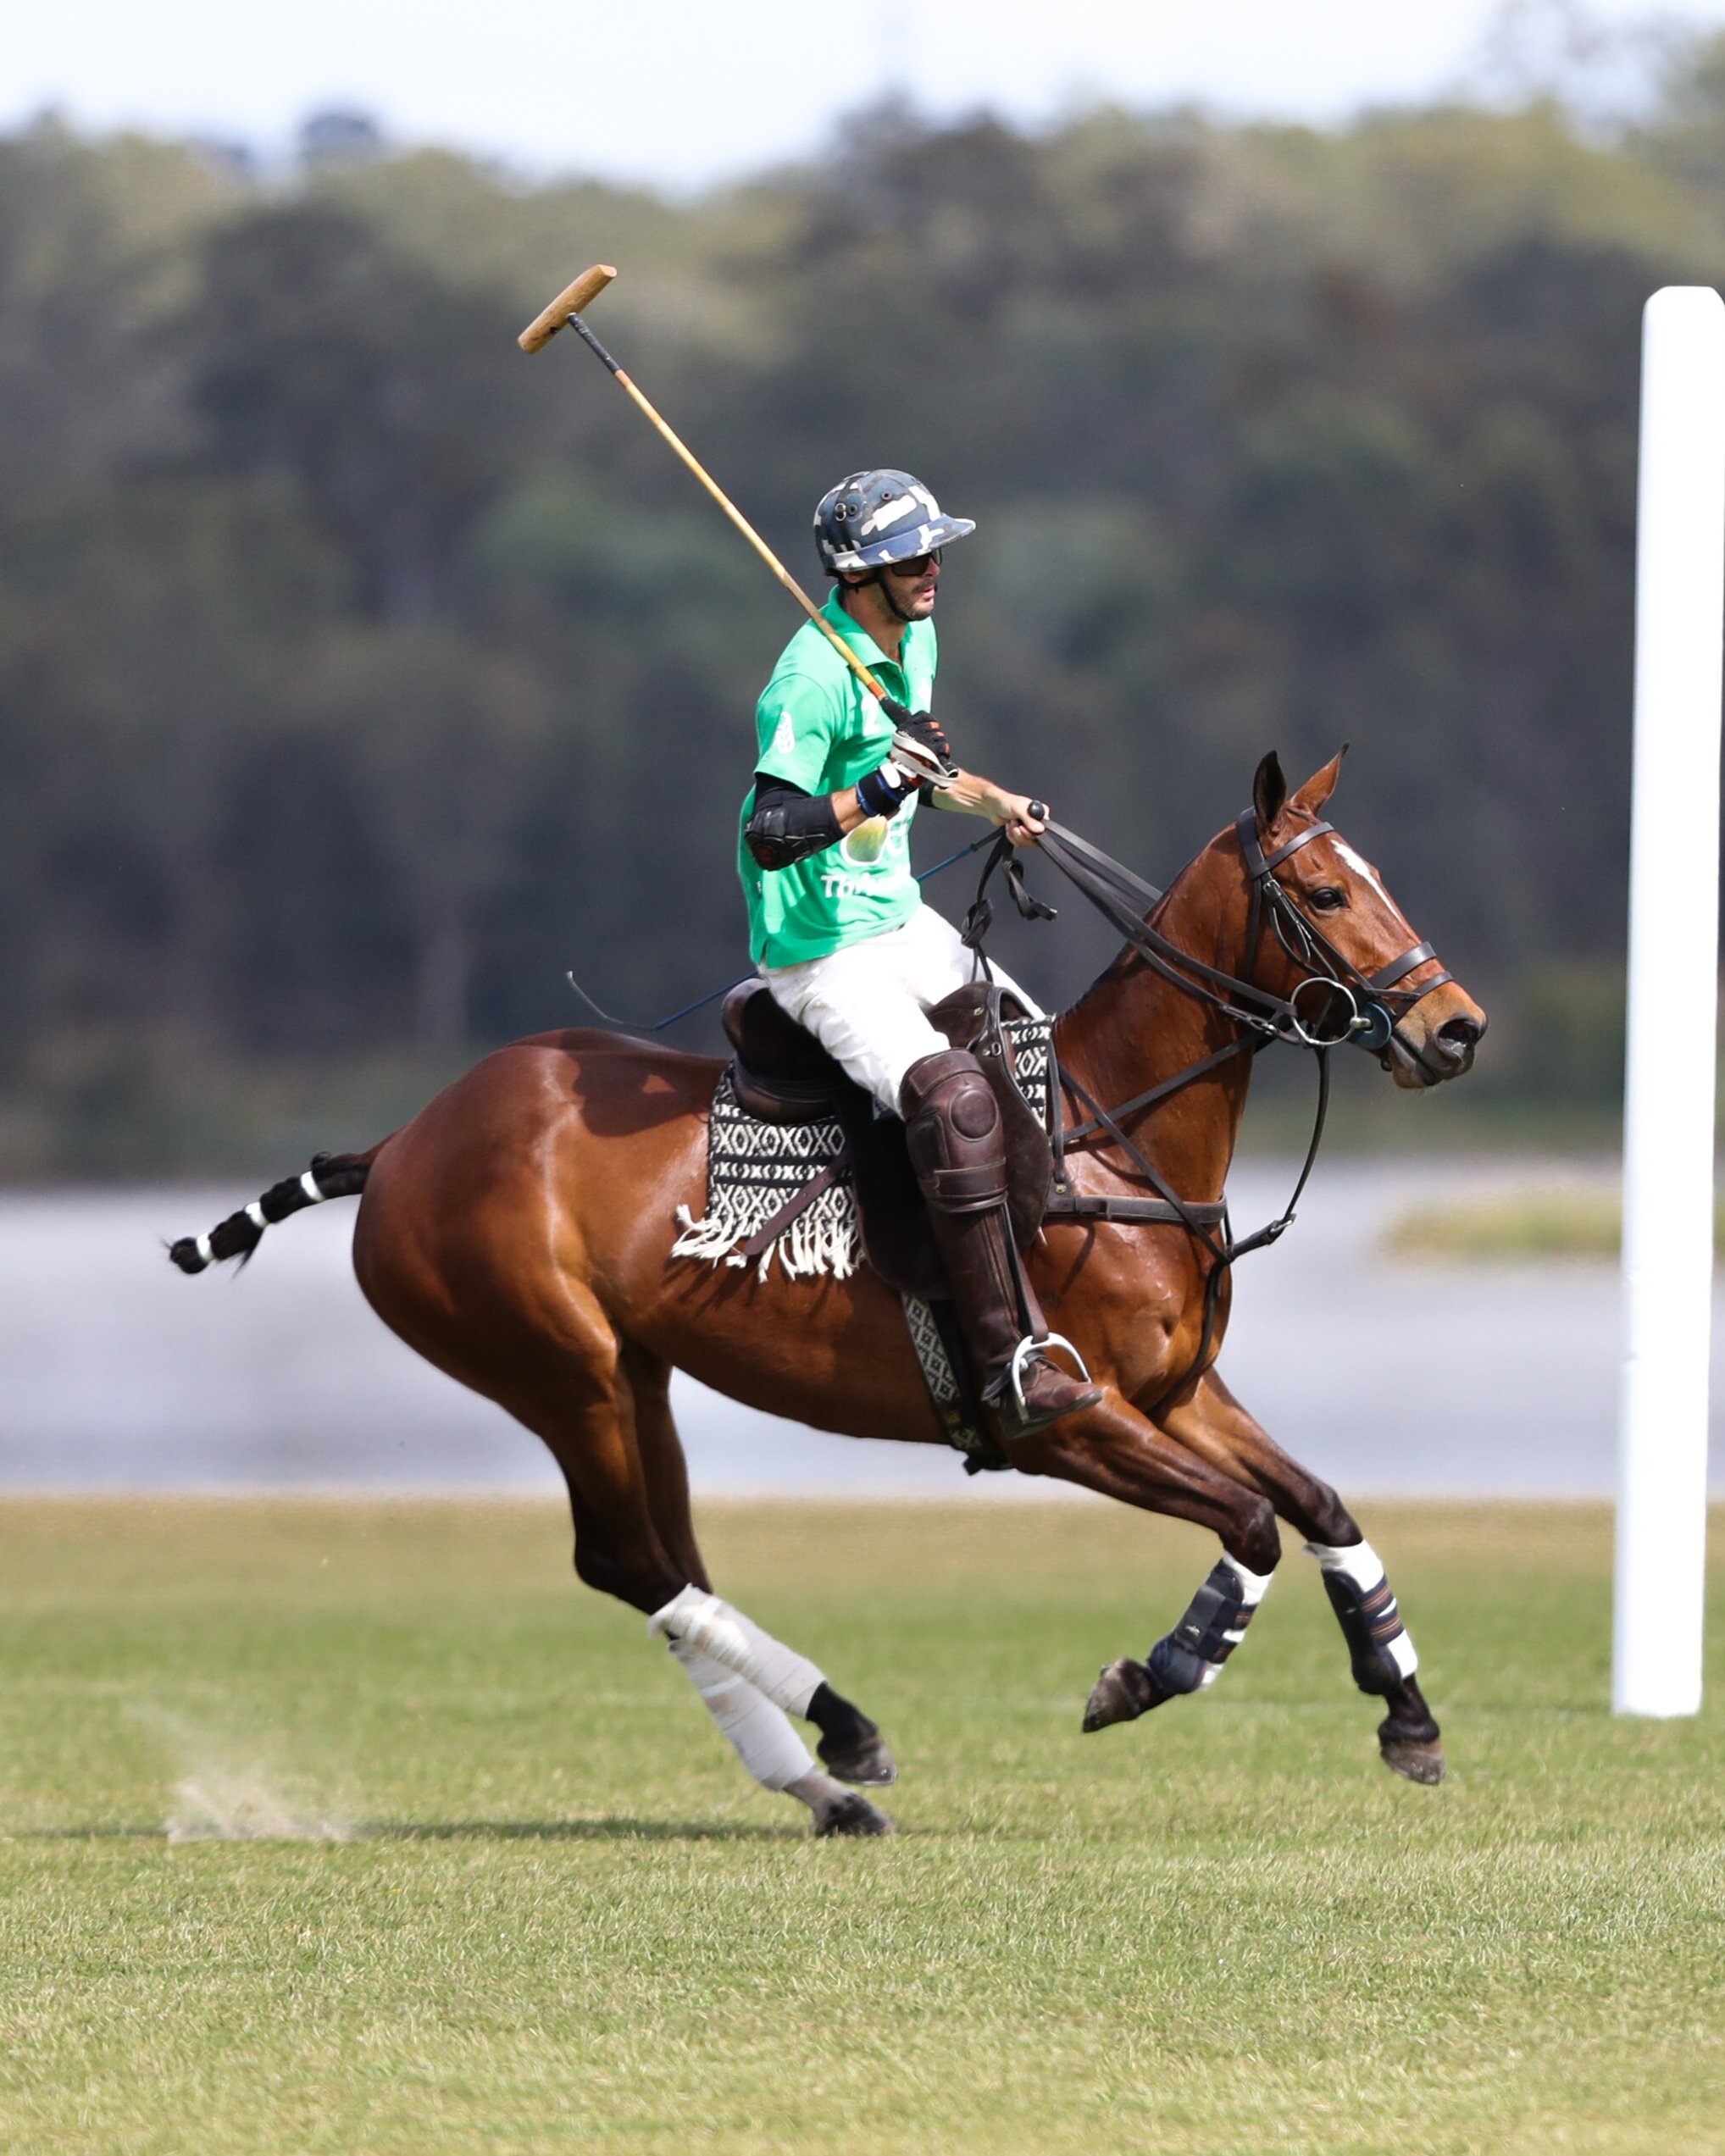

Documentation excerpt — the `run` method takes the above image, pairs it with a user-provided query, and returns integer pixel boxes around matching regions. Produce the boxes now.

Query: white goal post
[1614,285,1725,1719]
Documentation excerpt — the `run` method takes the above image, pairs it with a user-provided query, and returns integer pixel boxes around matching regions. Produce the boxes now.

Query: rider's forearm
[929,769,1015,819]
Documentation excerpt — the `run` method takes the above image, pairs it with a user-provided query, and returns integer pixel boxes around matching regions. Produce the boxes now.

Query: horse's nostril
[1439,1014,1484,1050]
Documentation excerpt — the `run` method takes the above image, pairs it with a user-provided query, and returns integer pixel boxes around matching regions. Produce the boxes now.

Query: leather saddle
[720,978,1053,1301]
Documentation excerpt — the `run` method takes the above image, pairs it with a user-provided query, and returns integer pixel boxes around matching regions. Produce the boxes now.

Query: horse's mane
[1051,823,1224,1034]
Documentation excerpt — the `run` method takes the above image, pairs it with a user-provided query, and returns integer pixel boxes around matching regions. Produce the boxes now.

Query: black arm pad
[745,773,844,870]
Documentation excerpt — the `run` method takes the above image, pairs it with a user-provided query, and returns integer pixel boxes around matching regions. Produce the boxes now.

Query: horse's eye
[1310,887,1346,911]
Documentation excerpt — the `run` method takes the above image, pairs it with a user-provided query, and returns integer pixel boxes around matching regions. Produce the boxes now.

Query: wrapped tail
[168,1148,379,1274]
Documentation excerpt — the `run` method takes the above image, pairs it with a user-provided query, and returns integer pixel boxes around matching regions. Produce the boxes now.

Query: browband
[1234,810,1334,880]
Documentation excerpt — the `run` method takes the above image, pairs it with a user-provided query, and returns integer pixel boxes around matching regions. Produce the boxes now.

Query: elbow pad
[746,794,844,870]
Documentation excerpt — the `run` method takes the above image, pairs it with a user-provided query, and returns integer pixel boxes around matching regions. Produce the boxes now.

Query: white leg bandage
[1305,1538,1418,1678]
[1305,1537,1383,1588]
[647,1585,826,1718]
[668,1640,816,1793]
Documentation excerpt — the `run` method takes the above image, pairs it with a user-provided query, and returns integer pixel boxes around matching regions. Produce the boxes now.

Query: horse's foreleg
[1011,1389,1284,1732]
[1303,1538,1442,1782]
[1155,1369,1444,1784]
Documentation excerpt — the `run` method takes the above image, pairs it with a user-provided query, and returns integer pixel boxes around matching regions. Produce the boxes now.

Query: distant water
[2,1163,1720,1496]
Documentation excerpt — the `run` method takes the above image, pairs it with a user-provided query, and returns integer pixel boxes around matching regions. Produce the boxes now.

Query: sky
[8,0,1725,191]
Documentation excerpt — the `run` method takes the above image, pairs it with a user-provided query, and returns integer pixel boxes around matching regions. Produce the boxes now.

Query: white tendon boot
[666,1641,890,1837]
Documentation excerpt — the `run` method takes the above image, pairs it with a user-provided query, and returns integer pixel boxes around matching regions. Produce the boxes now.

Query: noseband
[1231,811,1454,1055]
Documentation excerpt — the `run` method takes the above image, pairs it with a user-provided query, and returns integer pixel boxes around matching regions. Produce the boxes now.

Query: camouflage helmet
[813,468,976,578]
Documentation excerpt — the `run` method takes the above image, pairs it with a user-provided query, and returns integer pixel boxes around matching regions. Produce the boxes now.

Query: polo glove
[881,699,958,789]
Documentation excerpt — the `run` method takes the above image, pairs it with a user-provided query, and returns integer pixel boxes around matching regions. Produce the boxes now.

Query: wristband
[855,761,912,819]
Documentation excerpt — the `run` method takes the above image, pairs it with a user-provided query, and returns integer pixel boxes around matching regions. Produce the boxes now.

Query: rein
[964,808,1454,1405]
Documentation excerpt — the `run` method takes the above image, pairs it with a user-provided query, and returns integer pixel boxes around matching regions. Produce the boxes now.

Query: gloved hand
[854,757,915,819]
[880,698,958,788]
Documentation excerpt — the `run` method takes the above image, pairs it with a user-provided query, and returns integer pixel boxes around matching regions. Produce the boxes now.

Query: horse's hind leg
[1156,1369,1443,1785]
[618,1341,895,1835]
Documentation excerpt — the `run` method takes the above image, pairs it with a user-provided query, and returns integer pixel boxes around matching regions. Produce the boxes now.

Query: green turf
[1384,1185,1623,1261]
[2,1498,1722,2155]
[1384,1184,1725,1264]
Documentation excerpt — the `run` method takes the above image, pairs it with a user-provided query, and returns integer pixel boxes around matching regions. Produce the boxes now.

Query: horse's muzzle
[1391,1006,1487,1088]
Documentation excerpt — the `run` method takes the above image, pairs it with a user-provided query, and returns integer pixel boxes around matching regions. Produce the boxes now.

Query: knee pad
[901,1050,1006,1211]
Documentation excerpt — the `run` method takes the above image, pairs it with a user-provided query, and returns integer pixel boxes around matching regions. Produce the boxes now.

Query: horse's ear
[1290,744,1349,818]
[1253,751,1287,833]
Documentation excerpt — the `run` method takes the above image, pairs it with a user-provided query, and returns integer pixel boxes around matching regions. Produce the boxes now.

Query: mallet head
[519,264,617,353]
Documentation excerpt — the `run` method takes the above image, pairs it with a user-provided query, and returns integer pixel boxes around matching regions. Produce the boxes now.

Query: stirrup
[1007,1333,1094,1415]
[986,1333,1101,1442]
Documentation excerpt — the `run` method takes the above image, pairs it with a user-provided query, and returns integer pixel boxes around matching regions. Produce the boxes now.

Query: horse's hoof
[818,1730,898,1787]
[1083,1657,1161,1732]
[1379,1734,1445,1785]
[813,1791,896,1837]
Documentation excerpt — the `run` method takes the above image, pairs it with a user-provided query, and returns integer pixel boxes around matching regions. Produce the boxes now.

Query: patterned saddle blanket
[671,1017,1052,1284]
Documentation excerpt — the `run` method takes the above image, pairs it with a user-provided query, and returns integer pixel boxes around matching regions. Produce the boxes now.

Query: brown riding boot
[900,1048,1101,1439]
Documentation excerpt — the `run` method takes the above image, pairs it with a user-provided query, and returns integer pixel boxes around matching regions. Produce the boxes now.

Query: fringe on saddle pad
[671,1024,1052,1285]
[670,1072,861,1283]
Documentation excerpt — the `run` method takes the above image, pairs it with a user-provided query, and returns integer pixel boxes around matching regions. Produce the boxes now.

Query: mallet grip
[519,263,617,353]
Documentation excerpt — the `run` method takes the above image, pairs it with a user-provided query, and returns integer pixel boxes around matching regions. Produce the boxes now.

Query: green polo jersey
[738,586,938,967]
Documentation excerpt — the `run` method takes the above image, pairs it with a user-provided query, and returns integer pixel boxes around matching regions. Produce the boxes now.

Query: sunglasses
[883,550,943,578]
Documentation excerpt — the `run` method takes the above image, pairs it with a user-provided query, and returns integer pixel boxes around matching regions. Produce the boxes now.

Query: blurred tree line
[8,57,1725,1172]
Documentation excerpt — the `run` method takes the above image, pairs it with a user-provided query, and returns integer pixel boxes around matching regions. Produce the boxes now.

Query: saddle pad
[670,1023,1051,1476]
[671,1020,1053,1284]
[669,1070,857,1281]
[901,1290,1007,1474]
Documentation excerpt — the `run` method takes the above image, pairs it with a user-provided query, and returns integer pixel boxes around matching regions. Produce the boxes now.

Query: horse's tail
[168,1145,383,1275]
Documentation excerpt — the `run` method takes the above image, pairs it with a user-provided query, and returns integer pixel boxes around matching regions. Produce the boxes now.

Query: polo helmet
[813,468,975,577]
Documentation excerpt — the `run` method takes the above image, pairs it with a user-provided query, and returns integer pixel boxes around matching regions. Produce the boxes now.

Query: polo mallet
[518,263,957,787]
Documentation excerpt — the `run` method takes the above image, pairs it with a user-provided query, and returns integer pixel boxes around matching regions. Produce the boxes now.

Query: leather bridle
[1230,811,1452,1055]
[963,806,1456,1406]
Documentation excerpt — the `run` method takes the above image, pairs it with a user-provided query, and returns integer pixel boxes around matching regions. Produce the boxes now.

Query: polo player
[739,468,1101,1438]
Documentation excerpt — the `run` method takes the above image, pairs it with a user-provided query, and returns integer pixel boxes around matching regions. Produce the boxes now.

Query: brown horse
[174,750,1484,1835]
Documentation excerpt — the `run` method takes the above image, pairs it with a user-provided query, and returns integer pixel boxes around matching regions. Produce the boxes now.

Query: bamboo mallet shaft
[518,265,894,706]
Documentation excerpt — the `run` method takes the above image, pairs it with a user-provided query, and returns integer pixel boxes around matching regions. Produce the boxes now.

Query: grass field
[1384,1185,1626,1262]
[1382,1183,1725,1263]
[2,1497,1722,2155]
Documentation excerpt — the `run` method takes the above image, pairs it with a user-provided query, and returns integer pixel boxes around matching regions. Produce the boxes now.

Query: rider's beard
[879,569,937,623]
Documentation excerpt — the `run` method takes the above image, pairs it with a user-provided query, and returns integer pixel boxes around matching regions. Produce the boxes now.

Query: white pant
[760,904,1040,1112]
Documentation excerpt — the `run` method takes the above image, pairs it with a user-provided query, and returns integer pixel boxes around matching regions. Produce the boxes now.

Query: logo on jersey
[841,817,890,866]
[768,709,796,757]
[821,809,911,899]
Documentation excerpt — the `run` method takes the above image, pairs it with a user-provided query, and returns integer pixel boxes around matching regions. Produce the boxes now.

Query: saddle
[720,979,1052,1302]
